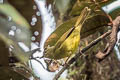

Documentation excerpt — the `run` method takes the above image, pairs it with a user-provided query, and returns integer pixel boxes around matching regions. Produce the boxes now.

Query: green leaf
[55,0,71,15]
[0,16,32,63]
[0,2,33,62]
[8,0,42,44]
[0,3,30,28]
[69,1,91,16]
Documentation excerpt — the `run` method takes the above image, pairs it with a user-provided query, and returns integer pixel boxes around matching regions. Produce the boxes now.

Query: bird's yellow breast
[53,27,80,59]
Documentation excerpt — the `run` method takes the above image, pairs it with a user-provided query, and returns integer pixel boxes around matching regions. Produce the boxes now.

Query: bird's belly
[58,35,80,57]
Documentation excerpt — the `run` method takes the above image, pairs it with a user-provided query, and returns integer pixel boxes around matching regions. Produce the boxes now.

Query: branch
[30,57,46,69]
[96,16,120,59]
[53,30,111,80]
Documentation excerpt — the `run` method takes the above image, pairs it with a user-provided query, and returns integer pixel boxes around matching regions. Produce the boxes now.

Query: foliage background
[0,0,120,80]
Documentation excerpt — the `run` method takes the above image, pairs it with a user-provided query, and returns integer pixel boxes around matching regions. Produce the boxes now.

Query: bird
[44,7,91,59]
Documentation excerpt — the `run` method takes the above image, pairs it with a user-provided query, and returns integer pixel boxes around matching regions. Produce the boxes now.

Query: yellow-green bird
[44,7,91,59]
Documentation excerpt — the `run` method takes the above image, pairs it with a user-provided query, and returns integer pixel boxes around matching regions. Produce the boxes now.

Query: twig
[29,48,46,70]
[53,30,111,80]
[30,57,46,69]
[96,16,120,59]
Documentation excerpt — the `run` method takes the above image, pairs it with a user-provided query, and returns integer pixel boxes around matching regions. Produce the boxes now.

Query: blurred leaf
[8,0,42,44]
[12,65,33,79]
[55,0,71,15]
[44,14,110,49]
[0,67,29,80]
[0,16,32,63]
[0,3,30,28]
[0,40,9,66]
